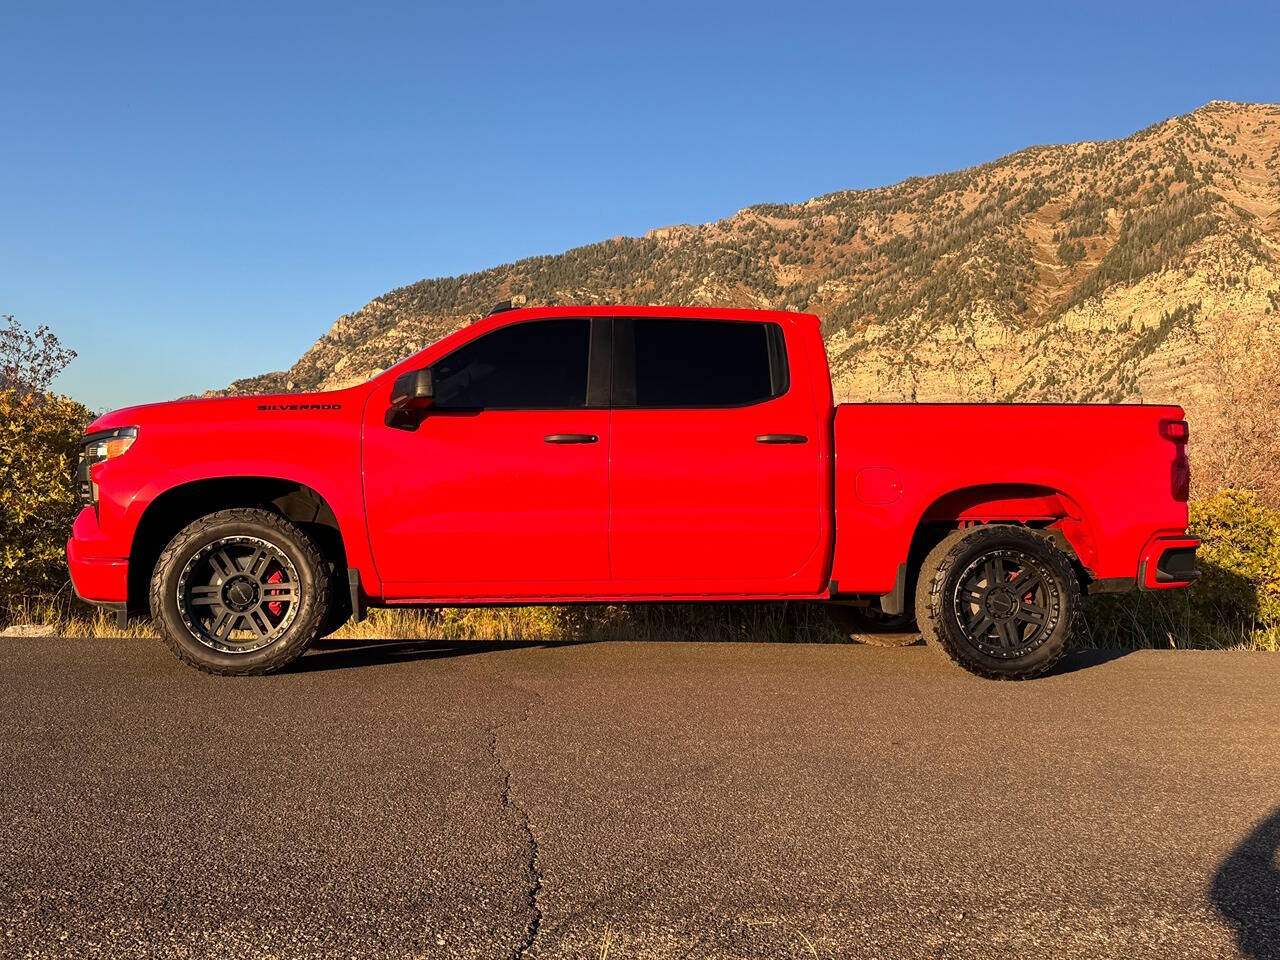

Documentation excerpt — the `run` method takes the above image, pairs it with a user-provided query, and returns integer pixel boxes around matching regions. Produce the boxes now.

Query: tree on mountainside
[1057,239,1086,266]
[1188,311,1280,507]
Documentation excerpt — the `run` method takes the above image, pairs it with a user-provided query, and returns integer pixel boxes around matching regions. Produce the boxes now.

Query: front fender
[92,421,380,596]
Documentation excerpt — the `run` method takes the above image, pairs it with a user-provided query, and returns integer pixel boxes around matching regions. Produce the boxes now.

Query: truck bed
[828,403,1191,595]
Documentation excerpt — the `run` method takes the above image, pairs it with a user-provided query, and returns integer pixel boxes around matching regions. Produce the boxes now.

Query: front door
[363,316,611,598]
[608,316,825,592]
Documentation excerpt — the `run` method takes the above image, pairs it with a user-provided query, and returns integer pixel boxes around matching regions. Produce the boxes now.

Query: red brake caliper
[266,569,284,618]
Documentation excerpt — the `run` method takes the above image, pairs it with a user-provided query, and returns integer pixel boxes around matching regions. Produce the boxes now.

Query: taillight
[1172,460,1190,502]
[1161,419,1190,502]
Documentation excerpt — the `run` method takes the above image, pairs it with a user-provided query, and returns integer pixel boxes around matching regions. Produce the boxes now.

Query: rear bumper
[1087,535,1200,594]
[66,507,129,604]
[1138,536,1201,590]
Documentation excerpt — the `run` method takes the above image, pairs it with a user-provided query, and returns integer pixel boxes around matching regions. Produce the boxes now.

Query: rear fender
[831,478,1103,599]
[922,484,1098,571]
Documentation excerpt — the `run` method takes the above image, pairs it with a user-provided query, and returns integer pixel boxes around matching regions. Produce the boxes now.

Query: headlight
[77,427,138,505]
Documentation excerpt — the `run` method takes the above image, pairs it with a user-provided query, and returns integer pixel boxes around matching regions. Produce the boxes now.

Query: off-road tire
[915,524,1079,680]
[825,605,921,646]
[149,508,331,676]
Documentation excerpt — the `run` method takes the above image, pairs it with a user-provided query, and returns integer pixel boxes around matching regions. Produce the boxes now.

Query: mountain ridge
[227,100,1280,425]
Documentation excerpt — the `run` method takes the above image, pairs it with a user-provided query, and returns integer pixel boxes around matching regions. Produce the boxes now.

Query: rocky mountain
[234,101,1280,423]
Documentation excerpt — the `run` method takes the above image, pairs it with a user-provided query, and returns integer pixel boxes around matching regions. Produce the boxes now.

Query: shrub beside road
[0,388,91,620]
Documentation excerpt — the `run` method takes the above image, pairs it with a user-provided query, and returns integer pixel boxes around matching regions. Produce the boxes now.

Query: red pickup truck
[67,305,1198,679]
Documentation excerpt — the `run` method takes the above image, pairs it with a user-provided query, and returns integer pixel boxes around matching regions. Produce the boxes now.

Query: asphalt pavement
[2,636,1278,959]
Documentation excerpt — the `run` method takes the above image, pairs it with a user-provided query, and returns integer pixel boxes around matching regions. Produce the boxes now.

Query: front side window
[625,318,786,408]
[429,318,590,410]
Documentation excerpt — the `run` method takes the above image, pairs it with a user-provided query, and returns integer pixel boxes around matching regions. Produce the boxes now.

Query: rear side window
[429,318,590,410]
[619,318,787,408]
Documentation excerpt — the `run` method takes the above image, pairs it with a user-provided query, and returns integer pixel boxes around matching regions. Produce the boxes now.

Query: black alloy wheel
[177,536,301,653]
[916,525,1080,680]
[150,508,331,675]
[949,547,1060,660]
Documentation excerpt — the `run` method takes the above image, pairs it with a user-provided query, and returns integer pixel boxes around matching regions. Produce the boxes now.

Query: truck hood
[86,388,366,434]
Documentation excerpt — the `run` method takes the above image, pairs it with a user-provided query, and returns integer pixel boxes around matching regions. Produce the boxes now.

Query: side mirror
[390,368,434,410]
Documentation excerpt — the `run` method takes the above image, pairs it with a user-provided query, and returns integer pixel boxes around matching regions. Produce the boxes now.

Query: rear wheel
[149,508,331,675]
[915,525,1079,680]
[825,605,921,646]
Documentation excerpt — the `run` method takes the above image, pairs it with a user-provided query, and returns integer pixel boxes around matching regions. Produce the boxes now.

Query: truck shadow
[290,635,1135,677]
[1044,648,1134,676]
[289,638,593,672]
[1210,805,1280,960]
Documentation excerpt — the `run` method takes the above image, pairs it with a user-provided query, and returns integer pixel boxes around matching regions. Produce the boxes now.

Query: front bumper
[66,507,129,604]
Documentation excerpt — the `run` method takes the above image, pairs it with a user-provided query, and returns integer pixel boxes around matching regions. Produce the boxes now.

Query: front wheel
[915,525,1080,680]
[149,508,331,675]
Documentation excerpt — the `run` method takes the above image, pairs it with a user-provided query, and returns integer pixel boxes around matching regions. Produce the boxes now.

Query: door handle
[544,434,598,444]
[755,434,808,444]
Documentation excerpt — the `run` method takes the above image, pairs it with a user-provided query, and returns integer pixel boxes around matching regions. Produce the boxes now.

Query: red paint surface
[68,306,1197,607]
[829,403,1192,592]
[364,406,611,597]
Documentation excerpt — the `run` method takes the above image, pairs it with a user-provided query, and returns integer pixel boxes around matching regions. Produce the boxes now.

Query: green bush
[0,389,92,621]
[1084,489,1280,650]
[1190,489,1280,625]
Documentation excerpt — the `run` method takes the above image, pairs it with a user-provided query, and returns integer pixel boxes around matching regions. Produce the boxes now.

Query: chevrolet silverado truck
[67,305,1199,679]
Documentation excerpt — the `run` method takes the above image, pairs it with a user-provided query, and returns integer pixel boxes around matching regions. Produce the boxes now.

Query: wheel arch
[127,476,348,615]
[884,482,1098,616]
[916,481,1096,563]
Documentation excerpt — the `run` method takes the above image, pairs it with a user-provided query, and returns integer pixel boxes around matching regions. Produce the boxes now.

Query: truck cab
[365,309,832,599]
[68,305,1198,679]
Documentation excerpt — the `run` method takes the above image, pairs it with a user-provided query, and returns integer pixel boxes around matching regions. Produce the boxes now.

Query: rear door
[362,316,611,597]
[607,316,825,591]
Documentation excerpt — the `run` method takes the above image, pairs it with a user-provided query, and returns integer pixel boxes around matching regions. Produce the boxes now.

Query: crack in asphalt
[487,687,545,959]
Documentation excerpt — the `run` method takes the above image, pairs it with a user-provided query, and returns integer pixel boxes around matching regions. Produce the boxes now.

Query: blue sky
[3,0,1278,410]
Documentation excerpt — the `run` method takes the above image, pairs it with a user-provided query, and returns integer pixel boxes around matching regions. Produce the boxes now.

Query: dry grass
[6,599,848,644]
[326,602,844,645]
[1081,593,1280,653]
[7,599,1275,651]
